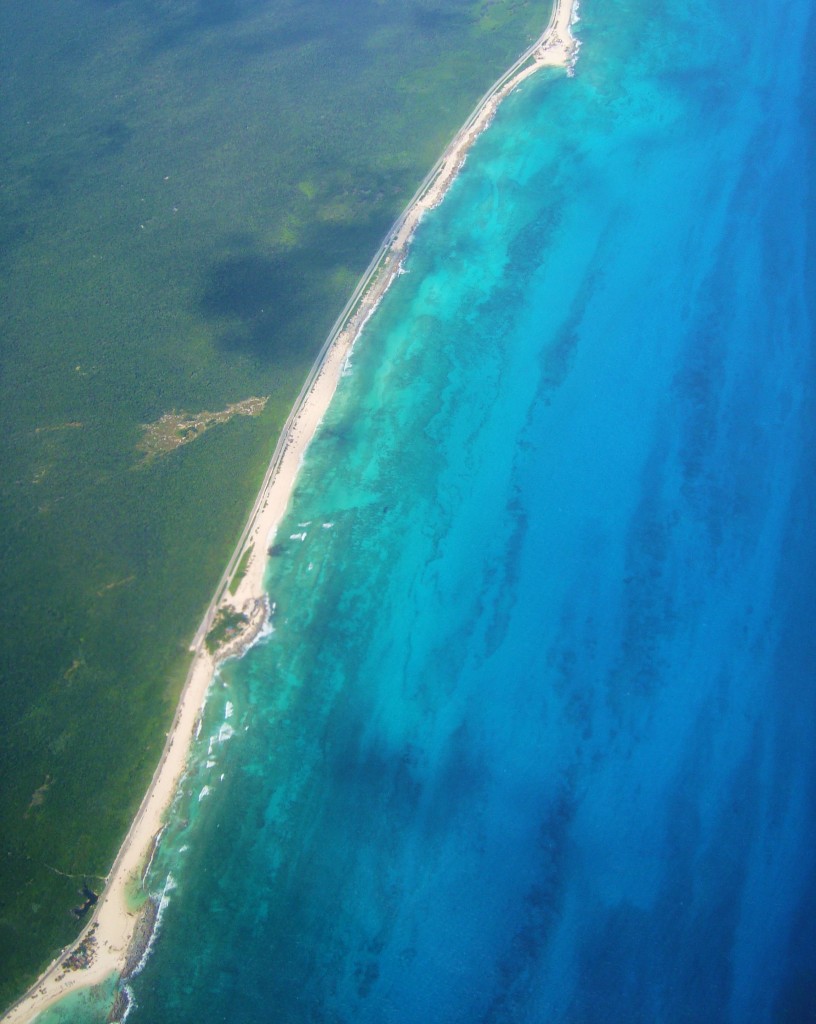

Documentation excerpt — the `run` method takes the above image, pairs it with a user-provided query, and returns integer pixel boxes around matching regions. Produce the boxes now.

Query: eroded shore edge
[2,5,578,1021]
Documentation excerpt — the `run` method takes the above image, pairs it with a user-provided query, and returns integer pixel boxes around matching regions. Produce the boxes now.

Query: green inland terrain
[0,0,550,1008]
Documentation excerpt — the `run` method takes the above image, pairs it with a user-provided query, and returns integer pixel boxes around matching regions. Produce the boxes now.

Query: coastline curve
[0,4,578,1021]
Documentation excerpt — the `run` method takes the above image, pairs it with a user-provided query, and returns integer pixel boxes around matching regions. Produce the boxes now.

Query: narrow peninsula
[1,3,578,1021]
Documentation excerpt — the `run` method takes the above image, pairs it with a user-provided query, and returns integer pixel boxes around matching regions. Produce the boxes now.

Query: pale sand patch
[2,4,578,1021]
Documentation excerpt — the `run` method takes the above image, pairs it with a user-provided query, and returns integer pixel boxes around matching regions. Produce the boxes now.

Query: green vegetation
[228,546,254,597]
[205,608,250,655]
[0,0,549,1006]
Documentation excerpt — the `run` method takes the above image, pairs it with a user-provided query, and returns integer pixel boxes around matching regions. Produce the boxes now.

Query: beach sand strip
[1,4,577,1021]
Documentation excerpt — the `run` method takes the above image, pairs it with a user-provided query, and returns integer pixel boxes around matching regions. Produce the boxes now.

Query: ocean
[44,0,816,1018]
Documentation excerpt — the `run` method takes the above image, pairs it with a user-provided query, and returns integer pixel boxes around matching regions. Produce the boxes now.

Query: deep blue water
[50,0,816,1019]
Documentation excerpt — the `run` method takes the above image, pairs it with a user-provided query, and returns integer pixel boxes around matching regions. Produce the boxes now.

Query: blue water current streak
[117,0,816,1021]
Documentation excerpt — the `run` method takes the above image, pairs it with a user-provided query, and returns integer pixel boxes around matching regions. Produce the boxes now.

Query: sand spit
[1,4,577,1022]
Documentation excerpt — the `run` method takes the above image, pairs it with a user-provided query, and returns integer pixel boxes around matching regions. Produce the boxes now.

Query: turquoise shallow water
[107,0,816,1019]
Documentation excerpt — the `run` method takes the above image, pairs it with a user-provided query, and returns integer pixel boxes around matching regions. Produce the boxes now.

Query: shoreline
[1,4,577,1022]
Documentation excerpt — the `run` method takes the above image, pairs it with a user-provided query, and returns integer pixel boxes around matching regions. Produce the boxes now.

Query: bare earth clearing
[137,397,268,461]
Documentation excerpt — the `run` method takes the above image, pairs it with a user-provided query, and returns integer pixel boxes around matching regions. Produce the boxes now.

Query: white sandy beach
[1,4,577,1022]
